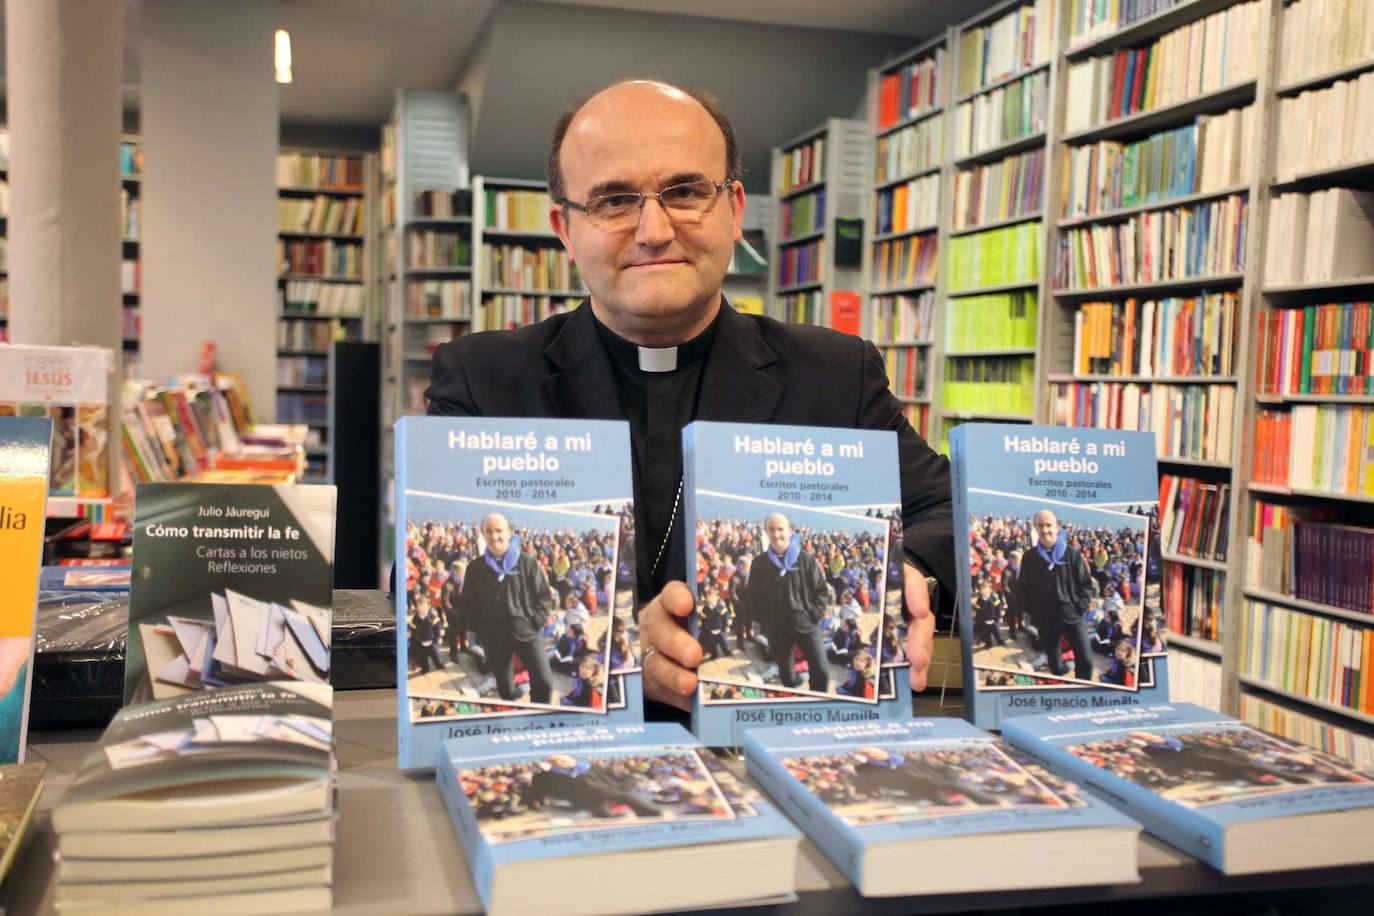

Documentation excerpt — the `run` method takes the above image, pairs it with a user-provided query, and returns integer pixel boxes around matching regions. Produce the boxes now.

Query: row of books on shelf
[955,0,1053,97]
[778,135,825,194]
[1279,0,1374,87]
[778,289,823,324]
[1262,187,1374,286]
[1071,291,1239,377]
[883,345,927,399]
[953,69,1047,159]
[121,304,138,339]
[776,239,824,288]
[1054,195,1246,290]
[1062,1,1261,135]
[871,234,936,291]
[483,187,552,233]
[277,195,364,236]
[1242,599,1374,716]
[948,220,1040,291]
[121,188,139,240]
[277,151,363,190]
[408,280,471,320]
[119,138,142,177]
[942,355,1034,416]
[951,147,1043,230]
[1255,300,1374,396]
[1049,381,1236,464]
[1165,564,1224,643]
[414,188,471,219]
[280,279,364,316]
[1060,106,1254,221]
[946,290,1038,351]
[876,47,944,129]
[120,376,256,484]
[278,239,363,280]
[1169,647,1222,708]
[277,317,358,352]
[476,295,576,332]
[873,173,937,236]
[1250,499,1374,615]
[1242,694,1374,768]
[121,259,139,294]
[407,323,459,356]
[1252,404,1374,495]
[1161,473,1231,563]
[875,115,941,184]
[1274,72,1374,178]
[277,354,328,387]
[483,243,582,291]
[870,290,935,344]
[901,401,930,437]
[780,189,826,239]
[409,231,471,269]
[1065,0,1190,47]
[277,391,328,423]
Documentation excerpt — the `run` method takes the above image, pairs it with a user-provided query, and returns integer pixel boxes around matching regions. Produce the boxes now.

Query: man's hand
[638,581,703,712]
[902,561,936,692]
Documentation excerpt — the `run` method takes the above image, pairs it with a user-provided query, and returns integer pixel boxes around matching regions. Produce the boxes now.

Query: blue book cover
[682,421,914,747]
[743,717,1139,894]
[949,425,1168,729]
[1002,703,1374,872]
[436,722,799,911]
[395,417,642,771]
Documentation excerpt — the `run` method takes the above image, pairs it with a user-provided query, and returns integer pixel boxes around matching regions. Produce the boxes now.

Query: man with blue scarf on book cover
[749,512,830,693]
[456,513,557,704]
[1016,509,1095,682]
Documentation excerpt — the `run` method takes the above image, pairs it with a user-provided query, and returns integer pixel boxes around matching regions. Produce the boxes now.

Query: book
[952,147,1044,230]
[124,483,337,704]
[0,344,112,498]
[1274,72,1374,179]
[876,47,944,130]
[956,0,1055,97]
[57,812,335,860]
[436,722,799,915]
[0,417,51,765]
[394,417,641,771]
[945,291,1038,352]
[948,221,1041,291]
[949,424,1169,728]
[1002,702,1374,873]
[1070,293,1239,378]
[276,151,362,191]
[871,233,937,292]
[779,135,825,194]
[682,421,915,746]
[743,717,1139,896]
[1068,0,1192,48]
[0,762,46,882]
[875,114,942,184]
[1264,188,1374,285]
[942,355,1036,417]
[953,69,1048,158]
[1240,600,1373,717]
[1050,381,1236,465]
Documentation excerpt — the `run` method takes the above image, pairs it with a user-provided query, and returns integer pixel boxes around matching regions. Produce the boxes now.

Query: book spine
[435,749,496,909]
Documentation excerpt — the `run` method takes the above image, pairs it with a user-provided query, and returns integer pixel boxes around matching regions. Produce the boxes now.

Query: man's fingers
[640,583,703,670]
[906,607,936,692]
[642,648,697,712]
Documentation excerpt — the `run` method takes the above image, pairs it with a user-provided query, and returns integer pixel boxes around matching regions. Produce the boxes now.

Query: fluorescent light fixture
[275,29,293,84]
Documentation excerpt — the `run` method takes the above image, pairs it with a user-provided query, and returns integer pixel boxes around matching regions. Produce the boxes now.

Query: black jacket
[1015,544,1094,625]
[457,552,554,646]
[425,301,954,596]
[748,549,828,635]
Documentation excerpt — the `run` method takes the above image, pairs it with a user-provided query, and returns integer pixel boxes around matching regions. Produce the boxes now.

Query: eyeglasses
[558,178,732,229]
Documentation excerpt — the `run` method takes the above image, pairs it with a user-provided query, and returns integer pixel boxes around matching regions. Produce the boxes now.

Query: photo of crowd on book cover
[775,740,1076,827]
[1064,724,1374,808]
[691,496,891,704]
[703,668,900,704]
[456,746,734,844]
[964,493,1163,692]
[402,498,627,718]
[125,484,336,705]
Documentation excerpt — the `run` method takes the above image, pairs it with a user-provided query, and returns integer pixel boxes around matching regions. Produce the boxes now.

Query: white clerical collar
[637,346,678,373]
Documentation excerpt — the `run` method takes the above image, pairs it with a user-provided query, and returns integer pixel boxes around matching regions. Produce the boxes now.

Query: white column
[140,0,280,418]
[3,0,124,351]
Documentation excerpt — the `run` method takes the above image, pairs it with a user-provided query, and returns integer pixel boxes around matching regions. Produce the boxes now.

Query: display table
[10,689,1374,915]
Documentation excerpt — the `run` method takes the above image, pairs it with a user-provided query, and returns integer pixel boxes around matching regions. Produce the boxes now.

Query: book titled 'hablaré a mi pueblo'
[436,722,799,916]
[743,718,1140,897]
[1002,702,1374,874]
[950,424,1168,729]
[683,421,914,747]
[395,418,641,771]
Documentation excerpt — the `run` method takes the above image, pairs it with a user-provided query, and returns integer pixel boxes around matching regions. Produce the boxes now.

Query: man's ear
[730,182,746,243]
[550,206,576,262]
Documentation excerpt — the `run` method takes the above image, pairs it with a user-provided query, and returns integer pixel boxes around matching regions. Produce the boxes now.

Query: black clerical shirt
[592,311,719,604]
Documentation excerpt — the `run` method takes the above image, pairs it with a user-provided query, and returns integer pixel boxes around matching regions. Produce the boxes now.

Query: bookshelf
[275,147,377,483]
[864,34,948,441]
[767,118,868,326]
[120,136,142,374]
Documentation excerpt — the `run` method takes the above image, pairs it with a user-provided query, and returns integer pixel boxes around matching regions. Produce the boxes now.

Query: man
[524,753,663,819]
[749,513,830,692]
[455,513,557,704]
[1014,510,1095,681]
[426,80,952,713]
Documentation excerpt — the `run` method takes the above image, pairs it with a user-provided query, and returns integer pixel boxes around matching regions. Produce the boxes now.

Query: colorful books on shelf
[1003,703,1374,873]
[777,238,825,288]
[1160,474,1230,562]
[943,357,1036,417]
[1274,72,1374,178]
[1054,195,1246,290]
[1248,499,1374,616]
[743,718,1140,897]
[682,421,913,746]
[279,279,364,315]
[952,147,1043,230]
[878,48,945,129]
[277,239,362,280]
[276,151,363,191]
[482,243,581,291]
[873,173,937,236]
[1071,292,1238,377]
[409,231,471,269]
[871,234,936,291]
[1066,0,1191,47]
[955,0,1055,97]
[436,724,799,916]
[780,135,825,193]
[408,280,471,320]
[52,682,337,915]
[483,188,554,233]
[1255,300,1374,396]
[948,221,1041,292]
[1263,188,1374,286]
[1061,106,1254,220]
[1242,694,1374,769]
[871,291,935,344]
[413,188,471,218]
[1242,600,1374,718]
[1062,1,1262,134]
[945,291,1038,352]
[875,116,942,183]
[1279,0,1374,88]
[954,69,1048,159]
[883,347,928,400]
[276,196,363,235]
[1050,381,1235,464]
[1165,564,1224,643]
[1170,649,1222,707]
[779,289,823,324]
[1251,404,1374,495]
[277,316,358,351]
[477,295,575,331]
[781,189,826,239]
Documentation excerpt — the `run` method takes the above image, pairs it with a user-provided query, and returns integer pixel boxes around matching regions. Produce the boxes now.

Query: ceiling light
[275,29,293,84]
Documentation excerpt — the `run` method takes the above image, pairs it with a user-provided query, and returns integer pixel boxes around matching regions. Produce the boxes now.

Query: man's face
[482,515,511,556]
[765,514,792,554]
[1033,512,1060,549]
[550,82,746,346]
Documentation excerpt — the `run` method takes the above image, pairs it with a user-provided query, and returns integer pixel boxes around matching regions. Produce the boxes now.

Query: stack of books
[52,682,337,914]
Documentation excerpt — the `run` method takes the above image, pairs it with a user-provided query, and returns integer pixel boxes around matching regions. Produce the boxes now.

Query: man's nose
[635,197,676,247]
